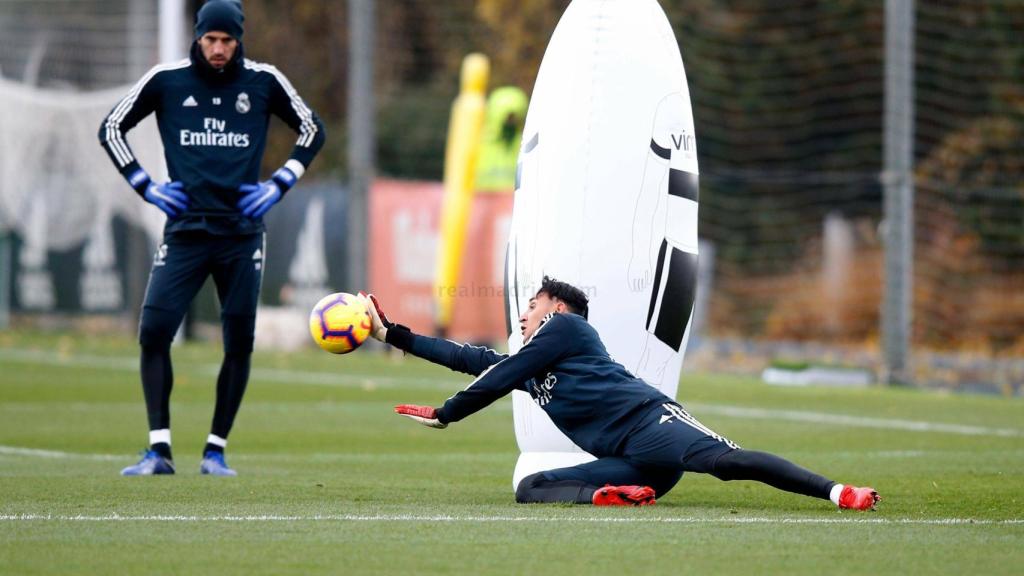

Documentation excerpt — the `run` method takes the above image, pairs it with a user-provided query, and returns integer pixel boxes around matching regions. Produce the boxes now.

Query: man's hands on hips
[130,168,189,218]
[145,181,189,218]
[237,180,282,218]
[237,166,297,219]
[394,404,447,429]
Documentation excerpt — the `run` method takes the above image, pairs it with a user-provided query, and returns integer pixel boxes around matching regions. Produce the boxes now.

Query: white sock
[829,483,845,506]
[206,434,228,449]
[149,429,171,447]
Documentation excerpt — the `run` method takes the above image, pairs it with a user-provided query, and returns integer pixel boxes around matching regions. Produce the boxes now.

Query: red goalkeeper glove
[394,404,447,429]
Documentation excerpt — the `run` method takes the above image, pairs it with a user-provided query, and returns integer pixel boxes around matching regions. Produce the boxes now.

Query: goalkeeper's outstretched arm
[361,293,507,376]
[392,313,574,428]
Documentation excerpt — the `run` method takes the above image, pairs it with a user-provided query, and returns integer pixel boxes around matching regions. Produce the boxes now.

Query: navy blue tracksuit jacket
[98,43,325,235]
[400,313,673,457]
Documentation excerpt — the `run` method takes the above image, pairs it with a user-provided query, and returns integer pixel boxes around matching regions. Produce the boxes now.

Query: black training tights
[210,351,252,439]
[141,344,174,430]
[140,345,251,440]
[709,449,835,499]
[514,449,835,504]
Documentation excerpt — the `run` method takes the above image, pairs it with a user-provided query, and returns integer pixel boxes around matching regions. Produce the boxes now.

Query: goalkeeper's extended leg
[708,449,835,499]
[622,402,879,510]
[708,449,880,510]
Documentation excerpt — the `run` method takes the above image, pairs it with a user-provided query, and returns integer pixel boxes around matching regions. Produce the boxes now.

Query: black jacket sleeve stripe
[100,59,189,170]
[244,60,322,152]
[411,337,508,377]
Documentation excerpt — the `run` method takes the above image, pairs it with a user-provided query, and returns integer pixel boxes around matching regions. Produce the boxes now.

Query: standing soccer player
[364,279,880,509]
[99,0,325,476]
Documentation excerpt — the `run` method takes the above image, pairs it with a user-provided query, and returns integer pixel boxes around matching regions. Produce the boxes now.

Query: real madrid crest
[235,92,251,114]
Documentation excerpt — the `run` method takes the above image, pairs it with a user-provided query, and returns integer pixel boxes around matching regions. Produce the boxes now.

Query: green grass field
[1,329,1022,575]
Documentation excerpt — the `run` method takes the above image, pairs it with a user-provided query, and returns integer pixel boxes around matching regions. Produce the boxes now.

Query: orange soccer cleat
[838,485,881,511]
[592,485,657,506]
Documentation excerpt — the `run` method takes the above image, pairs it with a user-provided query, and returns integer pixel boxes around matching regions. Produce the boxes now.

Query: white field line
[5,447,989,469]
[0,446,513,463]
[0,446,124,461]
[2,347,1022,438]
[687,403,1024,438]
[0,348,452,390]
[0,513,1021,526]
[0,446,951,464]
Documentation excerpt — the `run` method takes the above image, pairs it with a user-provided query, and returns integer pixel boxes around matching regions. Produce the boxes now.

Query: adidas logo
[183,95,198,107]
[252,249,263,260]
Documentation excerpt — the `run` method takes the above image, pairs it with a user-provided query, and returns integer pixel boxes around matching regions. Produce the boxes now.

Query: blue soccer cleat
[200,451,238,476]
[121,450,175,476]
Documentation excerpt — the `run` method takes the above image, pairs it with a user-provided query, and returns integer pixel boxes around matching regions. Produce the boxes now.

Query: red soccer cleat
[838,485,881,511]
[592,485,656,506]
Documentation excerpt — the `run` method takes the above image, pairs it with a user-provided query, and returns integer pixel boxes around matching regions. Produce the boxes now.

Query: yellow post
[475,86,528,193]
[434,53,490,335]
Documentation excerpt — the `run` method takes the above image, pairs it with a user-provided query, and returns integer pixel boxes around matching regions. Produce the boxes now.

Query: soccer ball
[309,292,372,354]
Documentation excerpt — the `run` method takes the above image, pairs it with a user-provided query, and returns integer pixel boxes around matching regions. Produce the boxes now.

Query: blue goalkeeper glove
[237,166,298,219]
[128,169,189,218]
[145,181,189,218]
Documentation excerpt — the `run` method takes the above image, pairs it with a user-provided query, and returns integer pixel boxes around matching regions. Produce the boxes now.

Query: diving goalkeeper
[362,277,880,509]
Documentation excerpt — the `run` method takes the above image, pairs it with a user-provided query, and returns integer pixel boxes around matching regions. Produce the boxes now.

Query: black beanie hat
[195,0,244,40]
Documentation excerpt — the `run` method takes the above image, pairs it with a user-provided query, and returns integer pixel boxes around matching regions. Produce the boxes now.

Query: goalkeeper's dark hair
[537,276,589,319]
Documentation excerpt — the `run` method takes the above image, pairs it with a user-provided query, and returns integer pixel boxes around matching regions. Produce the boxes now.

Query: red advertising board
[368,178,513,344]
